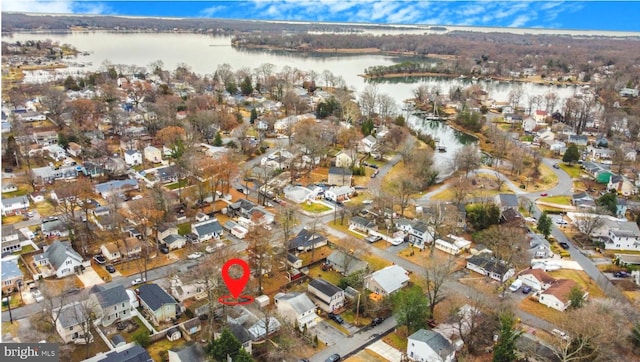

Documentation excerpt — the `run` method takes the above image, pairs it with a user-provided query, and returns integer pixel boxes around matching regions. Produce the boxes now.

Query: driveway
[76,267,106,288]
[365,340,403,361]
[312,320,345,347]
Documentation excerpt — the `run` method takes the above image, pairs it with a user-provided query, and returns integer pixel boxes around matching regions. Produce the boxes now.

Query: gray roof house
[326,250,369,276]
[288,228,327,252]
[1,195,29,216]
[1,257,24,294]
[137,283,178,325]
[191,219,224,242]
[83,343,153,362]
[308,278,345,313]
[33,240,88,279]
[407,329,456,362]
[466,254,515,283]
[364,265,410,295]
[89,284,132,327]
[54,302,94,344]
[95,179,139,199]
[162,234,187,250]
[495,193,519,212]
[168,342,207,362]
[274,292,319,331]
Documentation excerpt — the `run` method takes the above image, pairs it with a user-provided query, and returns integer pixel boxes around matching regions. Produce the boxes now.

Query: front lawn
[382,326,409,351]
[539,195,572,205]
[518,297,565,326]
[301,202,332,213]
[547,269,605,298]
[165,179,190,190]
[558,163,582,178]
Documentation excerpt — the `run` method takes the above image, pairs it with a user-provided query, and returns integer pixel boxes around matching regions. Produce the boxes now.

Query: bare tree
[450,294,498,355]
[245,226,274,294]
[454,144,482,178]
[385,174,418,216]
[424,258,454,318]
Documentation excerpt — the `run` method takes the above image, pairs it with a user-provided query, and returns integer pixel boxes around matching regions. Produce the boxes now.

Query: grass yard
[309,265,343,286]
[117,316,150,343]
[342,310,372,328]
[1,215,24,224]
[147,339,185,362]
[2,184,31,197]
[518,297,565,326]
[382,326,409,351]
[327,220,367,239]
[165,179,191,190]
[70,337,110,362]
[558,163,582,178]
[539,195,572,205]
[301,202,332,213]
[361,254,392,271]
[546,269,605,298]
[33,201,57,217]
[346,350,389,362]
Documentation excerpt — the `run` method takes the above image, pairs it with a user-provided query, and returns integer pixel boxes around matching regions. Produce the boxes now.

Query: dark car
[559,242,570,250]
[159,245,170,254]
[614,271,630,278]
[93,255,106,264]
[64,288,82,296]
[522,286,532,294]
[370,317,384,326]
[105,264,116,273]
[325,354,341,362]
[4,167,13,173]
[365,235,382,243]
[328,313,344,324]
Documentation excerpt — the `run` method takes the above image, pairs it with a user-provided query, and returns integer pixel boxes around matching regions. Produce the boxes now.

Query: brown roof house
[517,269,556,292]
[539,279,587,311]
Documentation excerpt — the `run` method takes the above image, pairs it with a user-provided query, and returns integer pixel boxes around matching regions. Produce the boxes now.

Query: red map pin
[221,258,250,299]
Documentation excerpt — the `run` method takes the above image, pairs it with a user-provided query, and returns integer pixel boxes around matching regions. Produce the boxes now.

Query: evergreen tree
[537,212,553,238]
[391,285,430,334]
[240,75,253,95]
[492,311,522,362]
[213,132,223,147]
[206,328,242,362]
[568,285,585,309]
[596,192,617,215]
[250,108,258,124]
[563,143,580,164]
[235,348,254,362]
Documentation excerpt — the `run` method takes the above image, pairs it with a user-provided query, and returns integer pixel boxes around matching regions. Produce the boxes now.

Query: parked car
[614,271,630,278]
[131,277,146,286]
[159,245,170,254]
[325,354,341,362]
[365,235,382,243]
[31,288,44,303]
[522,286,532,294]
[64,288,82,296]
[26,210,34,218]
[328,313,344,324]
[187,252,203,260]
[540,193,548,197]
[105,264,116,273]
[553,163,560,169]
[551,328,569,340]
[370,317,384,326]
[93,255,106,264]
[559,242,570,250]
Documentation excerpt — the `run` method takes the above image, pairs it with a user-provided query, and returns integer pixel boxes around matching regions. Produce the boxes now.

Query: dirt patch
[613,279,640,292]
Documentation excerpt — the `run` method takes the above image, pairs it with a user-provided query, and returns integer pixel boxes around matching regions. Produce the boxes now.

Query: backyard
[301,201,332,213]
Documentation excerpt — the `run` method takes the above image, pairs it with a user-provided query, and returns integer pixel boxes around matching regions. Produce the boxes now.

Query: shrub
[132,330,150,348]
[185,308,194,318]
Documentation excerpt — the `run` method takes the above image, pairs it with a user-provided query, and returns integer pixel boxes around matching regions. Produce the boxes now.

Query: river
[3,31,579,173]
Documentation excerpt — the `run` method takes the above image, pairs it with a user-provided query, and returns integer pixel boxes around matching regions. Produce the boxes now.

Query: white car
[362,199,373,205]
[131,277,146,285]
[187,252,203,260]
[31,289,44,303]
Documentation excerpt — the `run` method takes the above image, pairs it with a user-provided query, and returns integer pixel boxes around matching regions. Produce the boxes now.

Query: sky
[2,1,640,32]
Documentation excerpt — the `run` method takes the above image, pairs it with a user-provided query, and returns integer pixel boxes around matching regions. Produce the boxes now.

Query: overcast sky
[3,1,639,32]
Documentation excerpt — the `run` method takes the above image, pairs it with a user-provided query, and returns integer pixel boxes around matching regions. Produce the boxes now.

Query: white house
[360,135,377,153]
[465,254,515,283]
[517,269,556,291]
[144,145,163,163]
[54,302,94,344]
[364,265,410,296]
[89,284,133,327]
[1,195,29,216]
[124,149,142,166]
[138,283,178,325]
[1,183,18,193]
[192,219,224,242]
[324,185,355,202]
[163,234,187,250]
[522,116,537,133]
[593,218,640,251]
[274,292,319,331]
[407,329,456,362]
[335,150,354,168]
[33,240,89,279]
[307,278,345,313]
[539,279,584,312]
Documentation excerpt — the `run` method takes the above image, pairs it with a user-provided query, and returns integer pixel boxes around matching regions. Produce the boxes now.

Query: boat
[437,145,447,152]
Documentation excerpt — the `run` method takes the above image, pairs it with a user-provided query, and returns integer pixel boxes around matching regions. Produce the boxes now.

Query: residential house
[360,135,377,153]
[495,194,519,214]
[324,185,355,202]
[522,116,537,133]
[327,167,353,187]
[89,284,132,327]
[124,149,142,166]
[572,192,596,210]
[534,110,548,123]
[364,265,410,296]
[1,183,18,193]
[326,250,369,276]
[395,218,414,234]
[41,218,69,238]
[407,329,456,362]
[157,225,178,241]
[334,150,354,168]
[349,216,377,234]
[465,254,515,283]
[163,234,187,250]
[568,134,588,146]
[518,269,557,292]
[434,236,471,256]
[287,253,303,269]
[191,219,223,242]
[180,318,202,336]
[274,292,319,331]
[32,130,58,145]
[594,218,640,251]
[308,278,345,313]
[67,142,82,157]
[170,276,206,302]
[144,146,163,163]
[620,88,639,97]
[539,279,584,311]
[54,302,94,344]
[137,283,178,325]
[528,233,554,259]
[1,225,30,254]
[288,228,327,252]
[83,343,153,362]
[17,111,46,122]
[504,113,522,123]
[608,175,636,197]
[283,185,313,204]
[1,257,24,294]
[1,195,29,216]
[227,321,253,355]
[409,220,433,248]
[82,162,106,178]
[156,165,179,183]
[34,240,89,278]
[168,343,207,362]
[228,199,258,219]
[95,179,139,199]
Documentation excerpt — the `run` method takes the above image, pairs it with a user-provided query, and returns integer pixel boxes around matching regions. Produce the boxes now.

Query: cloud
[509,15,530,28]
[2,0,108,15]
[199,5,227,18]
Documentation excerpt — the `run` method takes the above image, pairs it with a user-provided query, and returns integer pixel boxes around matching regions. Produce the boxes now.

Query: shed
[166,327,182,341]
[110,334,126,348]
[255,295,270,308]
